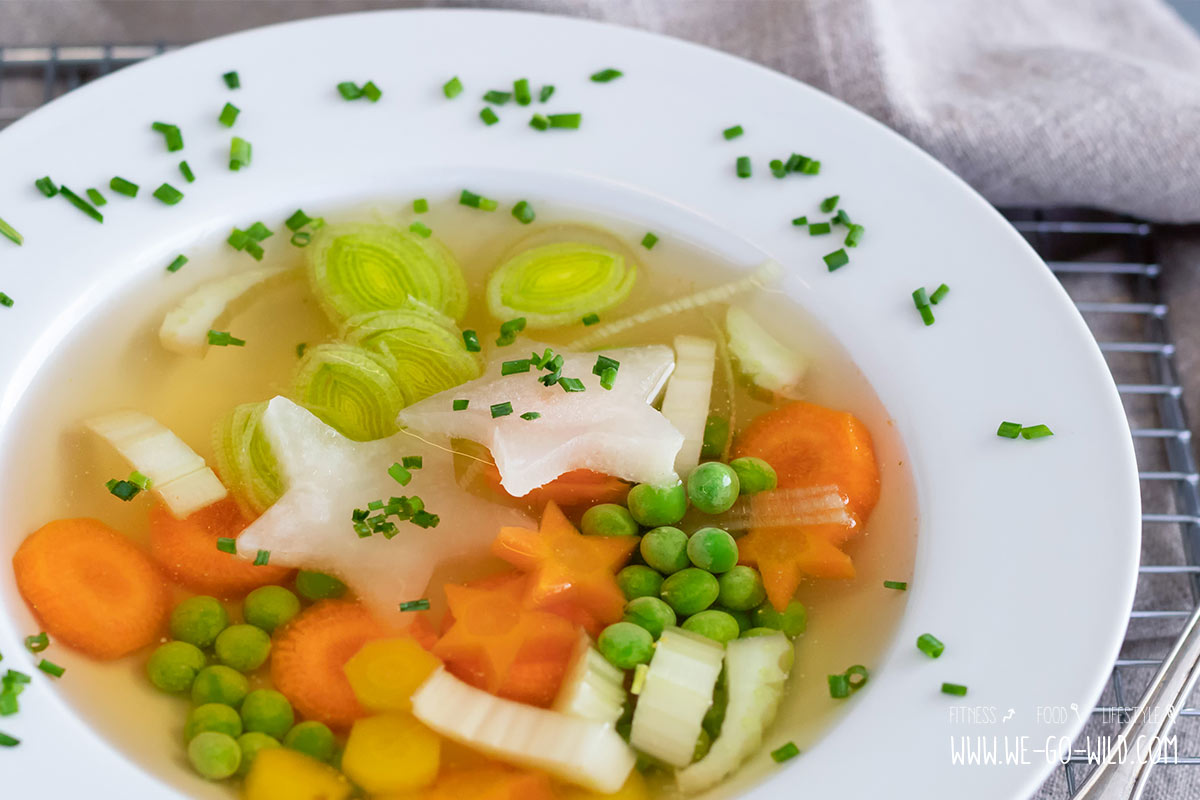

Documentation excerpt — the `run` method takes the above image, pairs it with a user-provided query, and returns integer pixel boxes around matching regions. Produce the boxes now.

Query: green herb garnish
[582,313,600,326]
[223,71,240,89]
[452,399,469,411]
[770,742,800,763]
[462,330,482,352]
[178,161,195,183]
[217,537,237,554]
[530,113,550,131]
[24,633,48,654]
[110,177,139,197]
[883,580,908,591]
[539,85,555,102]
[219,102,240,127]
[511,200,535,224]
[400,599,431,612]
[641,232,658,250]
[253,549,271,566]
[1021,424,1054,440]
[388,463,412,486]
[590,68,623,83]
[520,411,541,421]
[409,221,432,238]
[0,218,22,246]
[480,107,500,126]
[823,249,850,271]
[36,660,64,678]
[490,402,514,418]
[930,283,950,304]
[736,156,751,178]
[443,76,463,98]
[59,186,103,223]
[207,330,246,347]
[229,137,252,171]
[153,183,184,206]
[722,125,744,140]
[941,682,968,696]
[996,421,1022,439]
[35,176,58,197]
[547,113,582,129]
[917,633,945,658]
[459,189,498,211]
[820,195,840,213]
[413,198,429,213]
[151,121,184,152]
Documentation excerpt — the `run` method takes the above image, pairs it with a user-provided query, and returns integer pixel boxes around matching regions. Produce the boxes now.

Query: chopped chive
[207,330,246,347]
[808,222,831,236]
[0,218,22,245]
[296,343,308,358]
[823,249,850,271]
[941,682,968,697]
[930,283,950,304]
[218,102,240,127]
[558,376,586,393]
[130,468,151,489]
[0,733,17,748]
[285,209,313,231]
[223,70,240,89]
[828,673,850,698]
[110,177,139,197]
[491,401,514,418]
[85,188,107,207]
[511,200,536,224]
[229,136,252,171]
[413,198,429,214]
[845,224,865,248]
[785,153,807,172]
[409,221,432,238]
[35,176,58,197]
[501,359,532,375]
[399,599,431,612]
[462,329,482,352]
[833,208,853,226]
[520,411,541,421]
[153,183,184,206]
[337,81,363,100]
[791,216,808,227]
[736,156,752,178]
[412,510,440,529]
[496,317,526,346]
[59,186,104,223]
[548,113,582,129]
[105,478,140,501]
[253,549,271,566]
[530,113,550,131]
[459,189,497,211]
[722,125,744,140]
[917,305,935,325]
[24,633,48,654]
[581,313,600,326]
[600,367,617,390]
[996,421,1023,438]
[801,159,821,175]
[402,455,423,470]
[151,121,184,152]
[820,195,840,213]
[1021,424,1054,440]
[912,287,930,308]
[362,81,382,102]
[845,665,869,690]
[483,90,512,105]
[883,580,908,591]
[514,78,532,105]
[388,463,412,486]
[770,159,787,178]
[539,85,555,102]
[480,107,500,126]
[245,221,272,241]
[770,742,800,763]
[917,633,945,659]
[36,659,64,678]
[452,399,469,411]
[593,355,620,377]
[590,68,623,83]
[641,232,658,250]
[0,293,12,308]
[177,161,195,184]
[443,76,463,99]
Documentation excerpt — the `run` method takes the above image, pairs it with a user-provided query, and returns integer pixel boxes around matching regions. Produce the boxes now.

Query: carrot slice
[271,600,387,729]
[419,766,556,800]
[148,499,292,596]
[734,401,881,522]
[475,462,630,508]
[738,527,855,611]
[13,518,170,659]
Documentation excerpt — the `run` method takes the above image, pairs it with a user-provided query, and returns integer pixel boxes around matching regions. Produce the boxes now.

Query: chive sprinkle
[770,742,800,763]
[253,549,271,566]
[996,421,1022,439]
[548,113,582,129]
[930,283,950,304]
[496,317,527,346]
[388,463,412,486]
[399,599,431,612]
[409,221,432,238]
[828,673,850,698]
[413,198,429,214]
[84,188,107,207]
[337,81,363,100]
[165,254,188,273]
[37,659,64,678]
[285,209,313,231]
[151,121,184,152]
[110,177,139,197]
[539,85,555,102]
[736,156,751,178]
[941,682,968,697]
[462,330,482,352]
[641,232,658,250]
[362,81,382,102]
[105,478,140,501]
[491,401,514,418]
[801,159,822,175]
[820,195,840,213]
[823,249,850,271]
[480,107,500,126]
[153,183,184,206]
[502,359,532,375]
[443,76,463,98]
[229,137,252,171]
[1021,424,1054,440]
[808,222,831,236]
[582,313,600,326]
[483,90,512,105]
[59,186,103,222]
[833,208,853,226]
[218,102,240,127]
[0,293,12,308]
[599,367,617,390]
[770,159,787,178]
[402,455,423,469]
[452,399,469,411]
[845,665,869,690]
[530,114,550,131]
[511,200,536,225]
[35,176,58,197]
[590,68,623,83]
[845,224,865,248]
[722,125,744,140]
[207,330,246,347]
[912,287,930,308]
[791,216,808,227]
[513,78,532,105]
[245,221,272,241]
[24,633,48,653]
[178,161,196,183]
[520,411,541,421]
[0,218,22,246]
[883,580,908,591]
[212,536,235,555]
[296,343,308,358]
[917,633,945,659]
[0,732,17,747]
[459,189,498,211]
[222,70,240,89]
[558,376,586,393]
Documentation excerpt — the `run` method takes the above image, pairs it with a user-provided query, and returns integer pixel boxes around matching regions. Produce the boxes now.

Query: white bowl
[0,10,1139,799]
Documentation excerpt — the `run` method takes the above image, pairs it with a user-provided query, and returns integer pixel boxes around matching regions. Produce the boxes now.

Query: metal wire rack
[2,44,1199,800]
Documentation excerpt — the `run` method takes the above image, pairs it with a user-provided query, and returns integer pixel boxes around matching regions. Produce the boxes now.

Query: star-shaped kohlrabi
[396,340,682,497]
[236,397,532,620]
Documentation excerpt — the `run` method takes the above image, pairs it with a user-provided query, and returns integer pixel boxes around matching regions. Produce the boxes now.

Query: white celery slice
[412,667,635,793]
[159,266,296,357]
[86,410,227,517]
[712,485,853,532]
[725,305,807,395]
[659,335,716,474]
[554,632,628,725]
[676,632,794,793]
[629,627,725,767]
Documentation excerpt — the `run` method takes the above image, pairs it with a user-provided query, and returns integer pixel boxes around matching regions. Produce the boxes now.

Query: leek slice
[213,402,284,516]
[629,627,725,768]
[308,223,468,324]
[86,410,227,518]
[554,632,628,726]
[676,632,794,792]
[341,304,481,405]
[725,305,807,395]
[159,267,297,357]
[571,260,782,349]
[659,335,716,474]
[487,242,636,328]
[411,667,636,793]
[291,344,405,441]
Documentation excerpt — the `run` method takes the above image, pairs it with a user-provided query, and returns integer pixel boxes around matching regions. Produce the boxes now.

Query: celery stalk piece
[412,667,636,793]
[159,267,297,357]
[291,344,406,442]
[486,242,636,329]
[554,632,628,725]
[725,305,807,396]
[659,335,717,474]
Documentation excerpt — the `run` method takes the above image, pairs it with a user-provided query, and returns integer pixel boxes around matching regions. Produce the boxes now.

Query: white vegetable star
[236,397,532,620]
[397,341,682,497]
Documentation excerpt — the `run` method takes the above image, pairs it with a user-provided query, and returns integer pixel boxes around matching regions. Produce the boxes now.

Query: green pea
[717,565,767,610]
[243,585,301,634]
[284,720,336,763]
[191,665,250,708]
[236,732,281,777]
[740,626,784,639]
[752,600,808,638]
[623,596,677,639]
[729,457,777,494]
[660,568,719,616]
[686,462,740,514]
[295,570,347,601]
[169,596,229,649]
[700,415,730,460]
[185,702,244,742]
[639,526,689,574]
[626,482,688,527]
[617,565,664,600]
[580,503,640,537]
[214,624,271,672]
[188,731,241,780]
[597,622,655,670]
[241,689,295,739]
[681,610,740,645]
[714,605,753,632]
[686,527,739,573]
[146,641,207,693]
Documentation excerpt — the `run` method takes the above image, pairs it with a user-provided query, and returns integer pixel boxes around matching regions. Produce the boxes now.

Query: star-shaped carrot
[738,527,856,611]
[492,502,637,627]
[432,576,576,693]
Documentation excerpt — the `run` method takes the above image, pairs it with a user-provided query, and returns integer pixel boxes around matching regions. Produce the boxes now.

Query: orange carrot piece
[477,462,630,508]
[417,766,556,800]
[272,601,387,729]
[13,518,170,659]
[734,401,881,522]
[149,499,293,596]
[738,527,855,611]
